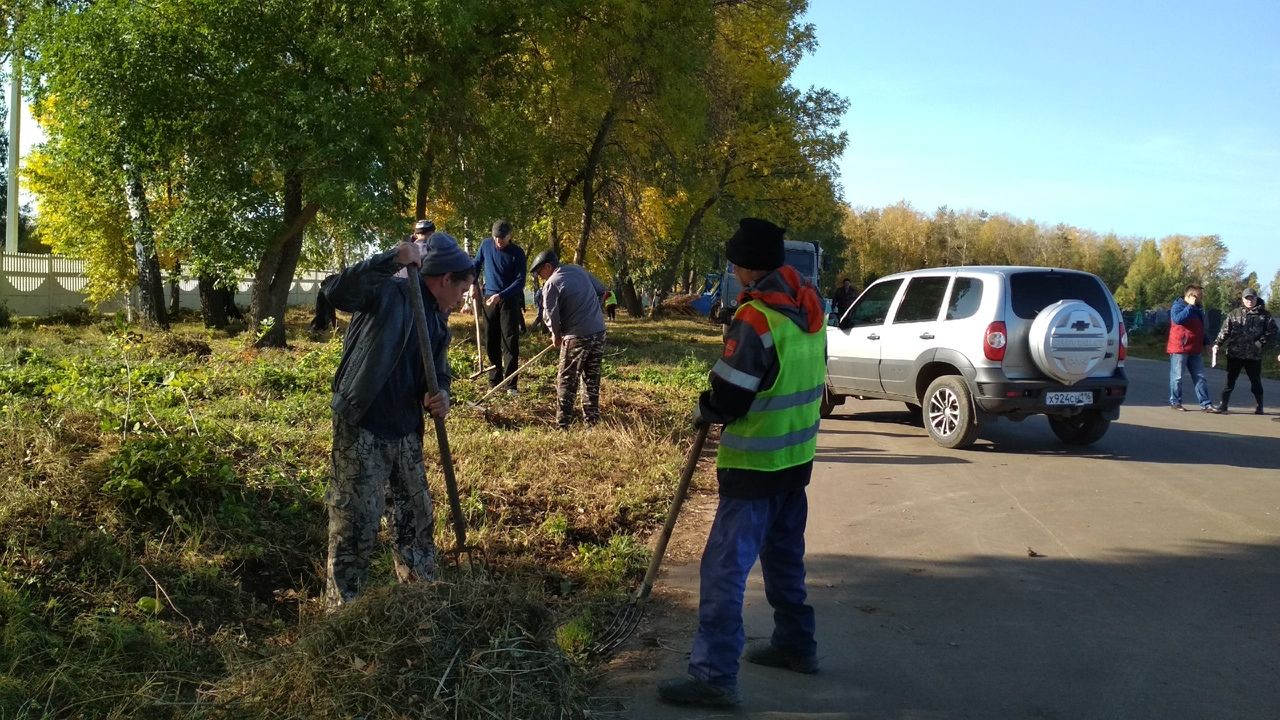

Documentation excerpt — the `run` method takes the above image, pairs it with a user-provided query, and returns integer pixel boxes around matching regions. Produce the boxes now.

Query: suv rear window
[946,277,983,320]
[1009,271,1114,329]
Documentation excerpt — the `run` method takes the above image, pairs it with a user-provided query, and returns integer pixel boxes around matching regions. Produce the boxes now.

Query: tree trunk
[123,165,169,330]
[549,171,583,259]
[168,260,182,317]
[617,275,642,317]
[573,107,616,265]
[198,274,229,329]
[251,173,319,348]
[651,159,732,310]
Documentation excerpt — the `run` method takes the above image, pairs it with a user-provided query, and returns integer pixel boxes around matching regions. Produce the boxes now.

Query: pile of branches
[654,293,704,317]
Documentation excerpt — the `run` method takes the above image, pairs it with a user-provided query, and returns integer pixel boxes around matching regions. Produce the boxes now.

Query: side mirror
[822,255,832,271]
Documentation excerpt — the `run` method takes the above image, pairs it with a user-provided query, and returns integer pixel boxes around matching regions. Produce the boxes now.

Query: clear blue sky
[789,0,1280,288]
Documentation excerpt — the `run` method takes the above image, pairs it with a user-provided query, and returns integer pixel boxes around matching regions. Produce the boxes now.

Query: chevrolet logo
[1071,320,1091,331]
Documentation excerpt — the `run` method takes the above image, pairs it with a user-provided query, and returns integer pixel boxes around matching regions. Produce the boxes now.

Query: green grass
[0,307,720,718]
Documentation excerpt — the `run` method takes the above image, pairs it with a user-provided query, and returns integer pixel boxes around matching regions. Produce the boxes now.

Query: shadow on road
[976,417,1280,470]
[816,446,969,466]
[753,540,1280,719]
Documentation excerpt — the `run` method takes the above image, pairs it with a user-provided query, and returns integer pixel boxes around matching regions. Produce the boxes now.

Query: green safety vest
[717,300,825,472]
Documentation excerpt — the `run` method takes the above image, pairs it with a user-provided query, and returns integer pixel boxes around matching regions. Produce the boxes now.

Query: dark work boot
[657,677,741,708]
[1218,389,1232,414]
[745,641,820,674]
[1255,393,1265,415]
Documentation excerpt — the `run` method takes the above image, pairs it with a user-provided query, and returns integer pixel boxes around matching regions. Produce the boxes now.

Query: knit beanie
[420,232,476,276]
[725,217,785,271]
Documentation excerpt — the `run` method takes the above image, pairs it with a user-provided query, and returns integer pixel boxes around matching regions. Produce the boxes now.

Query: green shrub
[41,304,95,327]
[102,433,238,523]
[254,346,338,395]
[0,300,11,329]
[573,534,648,588]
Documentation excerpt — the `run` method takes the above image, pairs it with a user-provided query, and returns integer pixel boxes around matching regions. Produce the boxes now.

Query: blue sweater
[473,237,527,303]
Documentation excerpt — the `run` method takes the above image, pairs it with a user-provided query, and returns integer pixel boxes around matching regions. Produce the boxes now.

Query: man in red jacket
[1167,284,1219,412]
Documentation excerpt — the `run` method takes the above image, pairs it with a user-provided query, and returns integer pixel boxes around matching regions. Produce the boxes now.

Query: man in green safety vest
[658,217,827,709]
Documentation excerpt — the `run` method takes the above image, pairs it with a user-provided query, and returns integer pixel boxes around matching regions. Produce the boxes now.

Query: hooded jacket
[1214,298,1277,361]
[1167,296,1209,355]
[697,265,826,498]
[323,248,452,432]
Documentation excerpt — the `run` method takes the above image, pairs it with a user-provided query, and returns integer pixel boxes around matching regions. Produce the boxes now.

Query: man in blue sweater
[473,219,527,393]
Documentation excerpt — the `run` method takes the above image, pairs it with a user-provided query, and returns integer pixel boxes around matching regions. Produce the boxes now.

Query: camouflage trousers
[325,415,438,605]
[557,331,606,428]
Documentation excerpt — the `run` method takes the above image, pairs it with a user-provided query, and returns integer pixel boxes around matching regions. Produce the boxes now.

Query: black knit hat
[492,219,512,239]
[420,232,475,276]
[725,217,785,271]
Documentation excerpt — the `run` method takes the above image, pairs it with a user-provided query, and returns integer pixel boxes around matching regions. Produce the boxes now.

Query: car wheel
[923,376,979,449]
[1047,411,1110,445]
[820,386,838,418]
[904,402,923,426]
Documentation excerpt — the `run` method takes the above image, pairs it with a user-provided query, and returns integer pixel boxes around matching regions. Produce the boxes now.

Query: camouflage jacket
[1213,300,1277,361]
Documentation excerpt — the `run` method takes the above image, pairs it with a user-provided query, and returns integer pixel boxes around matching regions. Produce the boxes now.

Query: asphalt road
[602,357,1280,720]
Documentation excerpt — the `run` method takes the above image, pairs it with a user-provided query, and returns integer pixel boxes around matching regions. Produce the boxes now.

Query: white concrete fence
[0,252,330,318]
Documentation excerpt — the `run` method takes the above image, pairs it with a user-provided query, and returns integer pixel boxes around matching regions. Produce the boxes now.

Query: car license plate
[1046,390,1093,406]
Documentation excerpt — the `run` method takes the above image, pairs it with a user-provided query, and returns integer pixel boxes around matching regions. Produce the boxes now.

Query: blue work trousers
[688,488,816,688]
[1169,352,1211,408]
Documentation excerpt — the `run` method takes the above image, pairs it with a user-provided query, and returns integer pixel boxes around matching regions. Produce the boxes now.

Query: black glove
[692,403,709,428]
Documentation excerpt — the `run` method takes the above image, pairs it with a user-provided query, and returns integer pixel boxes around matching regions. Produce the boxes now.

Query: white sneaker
[506,387,518,396]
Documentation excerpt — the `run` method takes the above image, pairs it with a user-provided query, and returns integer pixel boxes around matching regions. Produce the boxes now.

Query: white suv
[823,266,1129,448]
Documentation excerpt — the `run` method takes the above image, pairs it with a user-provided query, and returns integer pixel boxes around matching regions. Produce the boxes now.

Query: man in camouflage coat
[1213,288,1277,414]
[320,233,476,605]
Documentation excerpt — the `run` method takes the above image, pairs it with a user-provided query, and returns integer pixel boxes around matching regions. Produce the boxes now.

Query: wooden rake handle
[636,422,711,601]
[406,273,468,553]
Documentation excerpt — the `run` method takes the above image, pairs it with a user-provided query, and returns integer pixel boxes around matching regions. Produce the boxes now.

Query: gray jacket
[323,248,452,426]
[542,263,607,338]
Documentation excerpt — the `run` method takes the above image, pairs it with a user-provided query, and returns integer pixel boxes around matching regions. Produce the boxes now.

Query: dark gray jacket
[323,248,452,427]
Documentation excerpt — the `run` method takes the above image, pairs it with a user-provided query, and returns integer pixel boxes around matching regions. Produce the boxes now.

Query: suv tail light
[1118,322,1127,364]
[984,321,1007,361]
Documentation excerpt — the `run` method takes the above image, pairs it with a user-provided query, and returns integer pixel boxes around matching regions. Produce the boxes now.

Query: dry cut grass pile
[203,580,584,720]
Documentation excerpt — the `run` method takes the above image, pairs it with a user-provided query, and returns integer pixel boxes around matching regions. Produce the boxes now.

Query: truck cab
[713,239,827,326]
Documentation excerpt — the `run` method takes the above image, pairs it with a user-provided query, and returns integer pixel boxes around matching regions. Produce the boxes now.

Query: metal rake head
[588,600,643,658]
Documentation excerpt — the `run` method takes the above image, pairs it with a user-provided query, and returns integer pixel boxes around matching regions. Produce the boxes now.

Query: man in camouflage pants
[320,233,476,605]
[530,249,609,429]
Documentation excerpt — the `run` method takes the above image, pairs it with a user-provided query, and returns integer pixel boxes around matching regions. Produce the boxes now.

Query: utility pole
[5,52,19,254]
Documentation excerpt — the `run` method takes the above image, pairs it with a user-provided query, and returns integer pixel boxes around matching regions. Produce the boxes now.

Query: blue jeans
[1169,352,1211,408]
[688,489,816,688]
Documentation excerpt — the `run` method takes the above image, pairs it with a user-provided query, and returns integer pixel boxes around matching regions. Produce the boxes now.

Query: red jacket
[1166,296,1206,355]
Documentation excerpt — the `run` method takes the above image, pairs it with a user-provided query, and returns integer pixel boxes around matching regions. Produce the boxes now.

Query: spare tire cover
[1028,299,1108,384]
